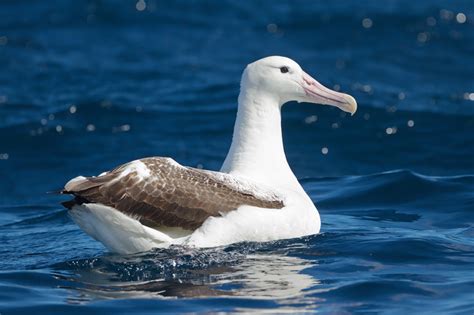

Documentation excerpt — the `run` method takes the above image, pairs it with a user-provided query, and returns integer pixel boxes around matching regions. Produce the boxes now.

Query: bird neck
[221,87,300,189]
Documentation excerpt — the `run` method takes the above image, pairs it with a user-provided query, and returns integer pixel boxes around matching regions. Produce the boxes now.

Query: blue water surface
[0,1,473,314]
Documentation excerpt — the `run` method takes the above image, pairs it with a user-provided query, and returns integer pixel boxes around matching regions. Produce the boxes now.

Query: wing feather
[63,157,284,230]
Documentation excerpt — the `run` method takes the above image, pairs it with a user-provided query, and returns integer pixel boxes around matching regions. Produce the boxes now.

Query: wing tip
[47,189,68,195]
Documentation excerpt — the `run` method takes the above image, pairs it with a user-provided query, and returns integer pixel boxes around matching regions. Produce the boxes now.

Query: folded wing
[62,157,284,230]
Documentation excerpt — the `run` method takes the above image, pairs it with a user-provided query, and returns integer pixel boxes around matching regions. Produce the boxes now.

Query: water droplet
[321,147,329,155]
[86,124,96,132]
[0,153,9,160]
[56,125,63,133]
[69,105,77,114]
[407,120,415,127]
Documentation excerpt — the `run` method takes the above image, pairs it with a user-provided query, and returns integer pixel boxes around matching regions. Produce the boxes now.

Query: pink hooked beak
[301,72,357,115]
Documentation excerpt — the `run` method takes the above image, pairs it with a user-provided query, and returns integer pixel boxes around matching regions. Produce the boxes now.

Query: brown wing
[62,157,284,230]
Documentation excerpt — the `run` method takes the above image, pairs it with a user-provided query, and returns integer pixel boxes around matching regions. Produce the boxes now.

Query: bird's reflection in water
[53,244,320,305]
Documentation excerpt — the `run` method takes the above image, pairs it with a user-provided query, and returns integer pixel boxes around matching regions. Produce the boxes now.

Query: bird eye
[280,66,289,74]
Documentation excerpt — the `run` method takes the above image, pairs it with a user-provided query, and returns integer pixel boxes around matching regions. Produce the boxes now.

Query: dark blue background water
[1,1,473,313]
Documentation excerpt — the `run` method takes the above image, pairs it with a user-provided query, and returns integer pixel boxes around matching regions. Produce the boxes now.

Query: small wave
[1,209,68,227]
[304,170,474,215]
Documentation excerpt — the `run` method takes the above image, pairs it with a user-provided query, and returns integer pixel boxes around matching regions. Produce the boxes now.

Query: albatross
[62,56,357,254]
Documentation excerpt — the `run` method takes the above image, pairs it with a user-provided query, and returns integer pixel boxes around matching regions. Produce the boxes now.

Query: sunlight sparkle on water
[426,17,437,26]
[136,0,146,11]
[440,9,454,21]
[417,32,429,43]
[362,18,373,29]
[304,115,318,124]
[113,124,131,132]
[464,93,474,101]
[267,23,278,33]
[386,127,397,135]
[456,13,466,24]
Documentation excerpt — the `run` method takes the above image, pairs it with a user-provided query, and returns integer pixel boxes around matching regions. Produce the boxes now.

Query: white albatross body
[64,56,357,254]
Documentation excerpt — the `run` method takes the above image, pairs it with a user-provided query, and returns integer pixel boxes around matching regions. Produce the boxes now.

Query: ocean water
[1,0,473,313]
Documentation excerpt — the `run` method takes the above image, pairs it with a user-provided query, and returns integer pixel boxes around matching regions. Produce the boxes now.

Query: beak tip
[345,95,358,116]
